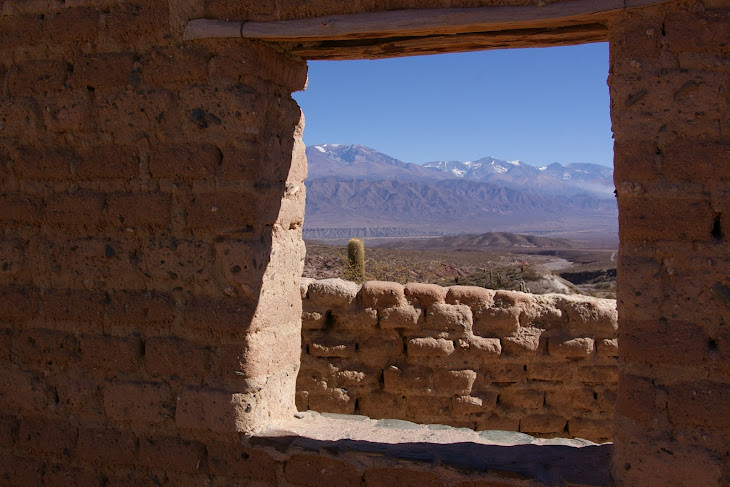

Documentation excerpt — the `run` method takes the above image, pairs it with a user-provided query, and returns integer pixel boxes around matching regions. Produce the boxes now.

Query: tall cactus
[346,238,365,283]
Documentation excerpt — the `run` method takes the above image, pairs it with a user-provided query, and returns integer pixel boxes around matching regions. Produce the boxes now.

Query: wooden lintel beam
[291,24,609,61]
[184,0,673,42]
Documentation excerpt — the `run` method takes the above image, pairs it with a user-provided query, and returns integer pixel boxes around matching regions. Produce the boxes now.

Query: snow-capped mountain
[303,144,617,239]
[422,156,614,196]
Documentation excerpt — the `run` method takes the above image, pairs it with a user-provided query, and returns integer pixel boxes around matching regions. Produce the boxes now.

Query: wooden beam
[184,0,674,42]
[290,24,609,61]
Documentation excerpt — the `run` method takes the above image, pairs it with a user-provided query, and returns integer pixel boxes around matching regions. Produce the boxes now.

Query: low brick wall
[298,279,618,442]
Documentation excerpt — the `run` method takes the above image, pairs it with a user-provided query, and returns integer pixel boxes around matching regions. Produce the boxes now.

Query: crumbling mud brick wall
[0,0,728,485]
[298,279,618,443]
[610,3,730,485]
[0,0,311,484]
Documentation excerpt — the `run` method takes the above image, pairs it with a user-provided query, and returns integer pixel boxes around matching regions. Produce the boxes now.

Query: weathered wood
[184,0,674,42]
[290,24,609,61]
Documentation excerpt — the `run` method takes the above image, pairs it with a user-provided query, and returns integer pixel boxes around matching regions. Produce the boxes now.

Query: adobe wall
[0,0,728,485]
[298,279,618,443]
[609,3,730,485]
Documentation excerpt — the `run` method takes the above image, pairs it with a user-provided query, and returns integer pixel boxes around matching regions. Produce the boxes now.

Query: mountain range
[303,144,617,241]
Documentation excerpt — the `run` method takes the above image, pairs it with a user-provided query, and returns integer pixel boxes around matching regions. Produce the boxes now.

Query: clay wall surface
[609,2,730,485]
[298,279,618,442]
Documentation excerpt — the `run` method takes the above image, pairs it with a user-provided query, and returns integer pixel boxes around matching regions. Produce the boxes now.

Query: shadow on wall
[250,433,612,487]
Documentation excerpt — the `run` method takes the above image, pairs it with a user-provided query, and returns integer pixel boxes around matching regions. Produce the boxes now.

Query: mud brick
[549,337,595,359]
[104,1,169,47]
[186,296,255,336]
[364,468,446,487]
[285,454,360,487]
[0,97,41,142]
[0,454,44,487]
[46,191,105,226]
[176,85,264,139]
[76,145,140,180]
[545,385,596,411]
[0,368,51,413]
[139,238,214,290]
[77,427,137,465]
[621,319,710,367]
[616,373,656,423]
[380,305,423,329]
[568,418,613,442]
[619,194,714,242]
[360,280,406,308]
[175,387,249,433]
[666,380,730,428]
[208,41,308,92]
[613,138,660,183]
[145,337,210,383]
[406,395,452,421]
[307,334,356,359]
[305,279,360,309]
[107,192,171,227]
[141,46,210,87]
[43,288,106,327]
[521,414,567,435]
[577,365,618,384]
[207,440,278,483]
[499,386,544,410]
[55,377,105,425]
[358,391,406,419]
[404,282,447,307]
[308,388,354,414]
[70,52,135,91]
[80,335,143,375]
[0,193,44,225]
[96,89,171,137]
[184,192,258,230]
[14,145,75,180]
[106,291,176,326]
[660,138,730,181]
[0,15,42,48]
[19,416,77,455]
[481,360,526,383]
[474,413,520,432]
[103,381,173,425]
[12,328,79,371]
[426,303,473,334]
[407,337,454,358]
[139,437,207,473]
[217,144,266,182]
[597,338,618,357]
[7,60,68,95]
[0,285,39,321]
[383,365,432,395]
[446,286,495,309]
[149,143,221,180]
[42,91,92,133]
[0,415,19,447]
[43,465,101,487]
[43,7,100,45]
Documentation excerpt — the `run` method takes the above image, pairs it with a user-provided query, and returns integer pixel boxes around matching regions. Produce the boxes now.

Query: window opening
[293,44,618,444]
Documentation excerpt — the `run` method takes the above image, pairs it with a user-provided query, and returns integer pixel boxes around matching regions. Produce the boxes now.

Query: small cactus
[519,280,526,292]
[346,238,365,283]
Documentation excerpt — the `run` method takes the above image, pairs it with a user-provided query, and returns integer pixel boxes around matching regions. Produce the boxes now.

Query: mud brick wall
[298,279,618,442]
[0,0,312,484]
[610,2,730,486]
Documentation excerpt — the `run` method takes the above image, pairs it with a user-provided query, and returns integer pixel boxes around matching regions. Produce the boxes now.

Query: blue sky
[293,42,612,167]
